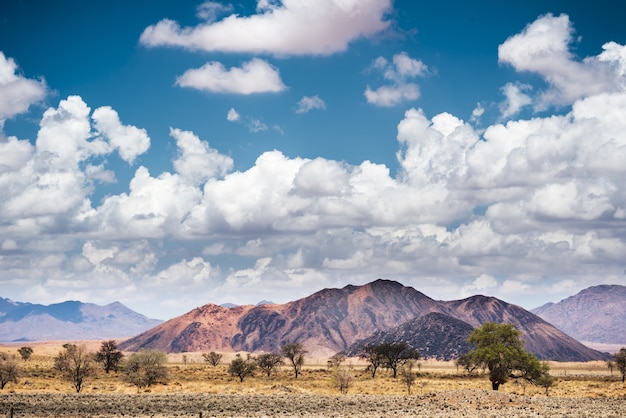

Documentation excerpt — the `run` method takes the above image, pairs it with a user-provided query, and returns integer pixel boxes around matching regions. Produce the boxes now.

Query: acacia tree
[360,345,385,378]
[202,351,223,367]
[613,347,626,383]
[0,353,19,390]
[281,343,307,378]
[122,349,168,389]
[464,322,549,391]
[228,354,257,382]
[54,344,94,393]
[400,360,416,395]
[256,353,284,378]
[95,340,123,373]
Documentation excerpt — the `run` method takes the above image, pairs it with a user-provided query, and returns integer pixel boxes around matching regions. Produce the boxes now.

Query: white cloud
[140,0,393,56]
[170,127,233,185]
[365,52,427,107]
[499,13,626,108]
[499,82,532,119]
[196,1,233,22]
[296,95,326,113]
[175,58,286,94]
[0,52,47,128]
[92,106,151,164]
[226,108,240,122]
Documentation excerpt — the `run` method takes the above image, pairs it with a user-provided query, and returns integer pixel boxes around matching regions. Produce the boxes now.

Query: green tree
[536,362,555,396]
[17,347,33,361]
[0,353,19,390]
[464,322,549,391]
[228,354,257,382]
[202,351,223,367]
[95,340,123,373]
[54,344,94,393]
[256,353,284,378]
[280,343,307,378]
[613,347,626,383]
[122,349,168,389]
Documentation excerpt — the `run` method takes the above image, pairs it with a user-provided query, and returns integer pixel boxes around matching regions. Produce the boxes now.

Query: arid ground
[0,343,624,417]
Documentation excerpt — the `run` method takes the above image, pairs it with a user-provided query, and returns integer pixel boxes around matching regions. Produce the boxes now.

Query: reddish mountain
[120,279,609,361]
[531,284,626,345]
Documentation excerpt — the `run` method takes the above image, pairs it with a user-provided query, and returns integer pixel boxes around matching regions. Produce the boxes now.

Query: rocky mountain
[442,295,605,361]
[120,279,608,361]
[343,312,475,360]
[531,284,626,345]
[0,299,163,342]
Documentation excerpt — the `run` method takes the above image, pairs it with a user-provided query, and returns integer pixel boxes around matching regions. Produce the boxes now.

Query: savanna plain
[1,343,625,417]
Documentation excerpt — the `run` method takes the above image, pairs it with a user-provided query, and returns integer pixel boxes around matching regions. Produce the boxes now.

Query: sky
[1,0,626,320]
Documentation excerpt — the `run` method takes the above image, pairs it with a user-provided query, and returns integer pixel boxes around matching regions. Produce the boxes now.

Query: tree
[0,353,19,390]
[202,351,223,367]
[17,347,33,361]
[256,353,284,378]
[536,363,555,396]
[464,322,549,391]
[607,360,615,375]
[54,344,94,393]
[333,367,353,394]
[327,354,346,369]
[228,354,257,382]
[280,343,307,378]
[360,345,385,378]
[613,347,626,383]
[122,349,168,389]
[95,340,123,373]
[376,342,420,378]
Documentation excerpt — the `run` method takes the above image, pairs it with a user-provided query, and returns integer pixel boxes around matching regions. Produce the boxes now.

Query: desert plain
[0,342,625,417]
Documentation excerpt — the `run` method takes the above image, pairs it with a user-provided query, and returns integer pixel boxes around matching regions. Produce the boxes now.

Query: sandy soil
[1,390,625,417]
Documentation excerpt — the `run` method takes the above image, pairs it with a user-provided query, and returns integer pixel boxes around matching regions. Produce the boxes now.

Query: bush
[122,349,168,389]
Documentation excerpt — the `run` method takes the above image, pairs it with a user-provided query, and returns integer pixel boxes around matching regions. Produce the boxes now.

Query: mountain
[343,312,475,360]
[531,284,626,345]
[442,295,606,361]
[120,279,445,356]
[120,279,608,361]
[0,299,163,342]
[0,297,30,318]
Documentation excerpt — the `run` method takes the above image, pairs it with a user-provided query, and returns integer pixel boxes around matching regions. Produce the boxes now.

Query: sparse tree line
[1,324,625,395]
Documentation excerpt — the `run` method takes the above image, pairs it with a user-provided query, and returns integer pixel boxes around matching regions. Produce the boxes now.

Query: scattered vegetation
[95,340,123,373]
[122,349,168,389]
[359,342,420,378]
[228,354,257,382]
[613,347,626,382]
[202,351,223,366]
[0,353,19,389]
[255,352,284,378]
[17,346,33,361]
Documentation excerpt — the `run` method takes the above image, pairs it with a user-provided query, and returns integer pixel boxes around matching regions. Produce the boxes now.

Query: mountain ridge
[120,279,609,361]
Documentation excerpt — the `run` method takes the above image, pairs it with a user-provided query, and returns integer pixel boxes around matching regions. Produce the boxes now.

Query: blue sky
[1,0,625,319]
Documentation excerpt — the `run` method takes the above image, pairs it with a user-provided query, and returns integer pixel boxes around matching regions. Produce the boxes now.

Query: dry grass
[0,344,625,417]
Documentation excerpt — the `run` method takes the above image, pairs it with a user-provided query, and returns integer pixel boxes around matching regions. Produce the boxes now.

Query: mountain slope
[120,279,608,361]
[120,279,446,356]
[443,295,606,361]
[531,285,626,345]
[0,300,163,342]
[343,312,475,360]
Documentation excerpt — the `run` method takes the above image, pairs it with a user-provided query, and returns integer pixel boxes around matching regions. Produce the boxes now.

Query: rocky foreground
[2,390,625,417]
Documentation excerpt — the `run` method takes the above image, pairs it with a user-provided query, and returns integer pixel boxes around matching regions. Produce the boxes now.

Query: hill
[343,312,475,360]
[120,279,608,361]
[0,299,163,342]
[531,284,626,345]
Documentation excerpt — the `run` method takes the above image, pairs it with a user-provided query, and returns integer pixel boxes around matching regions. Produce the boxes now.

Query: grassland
[0,343,625,417]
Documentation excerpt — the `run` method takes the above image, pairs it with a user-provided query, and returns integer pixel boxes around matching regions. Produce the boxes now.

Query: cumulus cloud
[140,0,393,56]
[296,95,326,113]
[499,13,626,108]
[196,1,233,22]
[0,52,47,128]
[226,108,240,122]
[499,82,532,119]
[171,127,233,185]
[92,106,150,164]
[365,52,428,106]
[175,58,286,94]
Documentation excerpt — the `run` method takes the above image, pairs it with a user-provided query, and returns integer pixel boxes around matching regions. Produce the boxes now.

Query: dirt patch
[1,390,625,417]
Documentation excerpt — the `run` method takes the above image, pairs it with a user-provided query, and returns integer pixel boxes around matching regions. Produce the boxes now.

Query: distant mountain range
[119,279,609,361]
[532,284,626,345]
[0,298,162,342]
